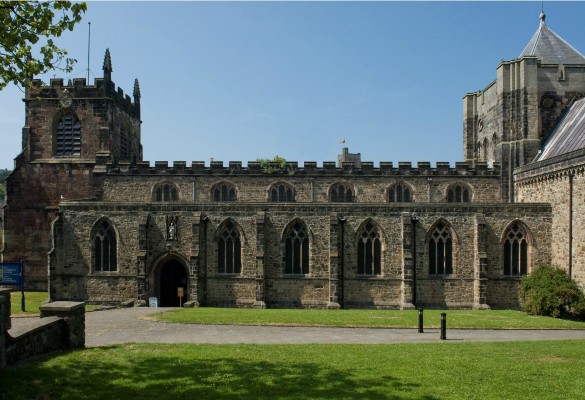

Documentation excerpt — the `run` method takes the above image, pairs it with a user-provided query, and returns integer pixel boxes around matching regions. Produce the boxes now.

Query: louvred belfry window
[55,112,81,156]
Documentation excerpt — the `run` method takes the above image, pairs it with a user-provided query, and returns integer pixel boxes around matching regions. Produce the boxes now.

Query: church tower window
[93,220,117,272]
[284,220,309,274]
[218,221,241,274]
[120,124,129,160]
[357,221,381,275]
[429,221,453,275]
[503,222,529,276]
[55,112,81,156]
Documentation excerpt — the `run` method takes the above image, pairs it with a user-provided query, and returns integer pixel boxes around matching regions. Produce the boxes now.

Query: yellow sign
[177,287,184,298]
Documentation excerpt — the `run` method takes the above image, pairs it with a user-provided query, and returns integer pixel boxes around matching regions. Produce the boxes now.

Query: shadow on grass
[1,345,441,400]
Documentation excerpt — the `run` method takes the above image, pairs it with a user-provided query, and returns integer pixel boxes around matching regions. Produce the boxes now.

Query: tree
[0,1,87,90]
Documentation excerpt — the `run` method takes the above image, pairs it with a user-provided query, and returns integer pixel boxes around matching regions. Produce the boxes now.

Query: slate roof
[520,13,585,64]
[537,98,585,162]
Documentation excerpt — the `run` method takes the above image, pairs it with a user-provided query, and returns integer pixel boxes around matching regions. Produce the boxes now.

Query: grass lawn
[8,291,48,316]
[1,340,585,399]
[155,307,585,329]
[8,291,100,316]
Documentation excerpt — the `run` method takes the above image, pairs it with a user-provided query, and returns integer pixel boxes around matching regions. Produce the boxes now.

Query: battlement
[26,77,139,118]
[103,160,500,177]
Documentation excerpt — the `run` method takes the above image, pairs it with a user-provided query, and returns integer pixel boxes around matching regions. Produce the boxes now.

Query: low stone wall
[0,292,6,369]
[0,289,85,368]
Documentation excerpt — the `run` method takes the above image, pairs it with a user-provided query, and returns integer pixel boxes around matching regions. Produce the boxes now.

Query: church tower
[1,50,142,290]
[463,13,585,201]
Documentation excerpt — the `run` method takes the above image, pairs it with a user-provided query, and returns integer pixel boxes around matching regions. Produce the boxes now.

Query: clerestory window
[388,183,412,203]
[213,183,237,202]
[447,184,471,203]
[330,183,353,202]
[270,183,295,202]
[154,183,179,202]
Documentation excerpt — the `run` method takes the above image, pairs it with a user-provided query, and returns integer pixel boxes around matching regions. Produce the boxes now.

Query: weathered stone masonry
[47,160,551,309]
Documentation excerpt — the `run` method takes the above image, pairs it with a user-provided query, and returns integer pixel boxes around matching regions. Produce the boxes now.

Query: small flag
[340,139,346,144]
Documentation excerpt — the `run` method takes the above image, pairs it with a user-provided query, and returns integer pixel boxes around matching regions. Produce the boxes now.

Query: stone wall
[515,149,585,287]
[1,289,85,368]
[100,161,502,204]
[50,201,551,309]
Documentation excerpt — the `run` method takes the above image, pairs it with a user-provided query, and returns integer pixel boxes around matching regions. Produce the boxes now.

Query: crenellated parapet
[100,159,500,177]
[26,76,140,118]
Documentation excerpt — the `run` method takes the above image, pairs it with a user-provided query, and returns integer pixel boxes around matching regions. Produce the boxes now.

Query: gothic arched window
[212,182,237,202]
[503,222,529,276]
[388,183,412,203]
[93,220,117,272]
[154,183,179,202]
[447,184,471,203]
[330,183,353,202]
[429,221,453,275]
[270,183,295,202]
[218,221,241,274]
[284,220,309,274]
[357,221,381,275]
[55,112,81,156]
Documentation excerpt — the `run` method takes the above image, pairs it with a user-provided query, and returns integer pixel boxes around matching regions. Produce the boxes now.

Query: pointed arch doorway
[157,259,189,307]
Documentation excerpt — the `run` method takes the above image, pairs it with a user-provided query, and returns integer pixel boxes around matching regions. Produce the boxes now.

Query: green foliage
[520,265,585,320]
[0,1,87,90]
[256,155,287,175]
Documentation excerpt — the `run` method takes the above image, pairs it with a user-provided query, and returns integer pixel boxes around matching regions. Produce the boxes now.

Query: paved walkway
[11,307,585,347]
[80,308,585,346]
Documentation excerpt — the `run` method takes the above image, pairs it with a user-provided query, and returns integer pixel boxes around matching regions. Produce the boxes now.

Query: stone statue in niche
[167,216,177,240]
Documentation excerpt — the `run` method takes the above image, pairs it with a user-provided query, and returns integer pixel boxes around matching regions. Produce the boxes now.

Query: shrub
[520,265,585,320]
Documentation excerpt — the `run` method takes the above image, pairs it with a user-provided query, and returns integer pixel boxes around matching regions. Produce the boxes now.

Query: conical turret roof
[520,12,585,64]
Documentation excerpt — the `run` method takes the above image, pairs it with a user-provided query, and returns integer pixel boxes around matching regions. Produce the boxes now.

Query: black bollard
[440,312,447,340]
[418,309,424,333]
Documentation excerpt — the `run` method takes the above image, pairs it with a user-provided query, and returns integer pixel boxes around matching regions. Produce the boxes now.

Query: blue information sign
[0,262,22,285]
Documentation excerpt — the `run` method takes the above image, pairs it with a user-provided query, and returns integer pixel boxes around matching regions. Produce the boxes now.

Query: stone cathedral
[2,13,585,309]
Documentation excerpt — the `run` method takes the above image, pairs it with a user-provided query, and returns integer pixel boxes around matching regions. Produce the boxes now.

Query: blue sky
[2,1,585,170]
